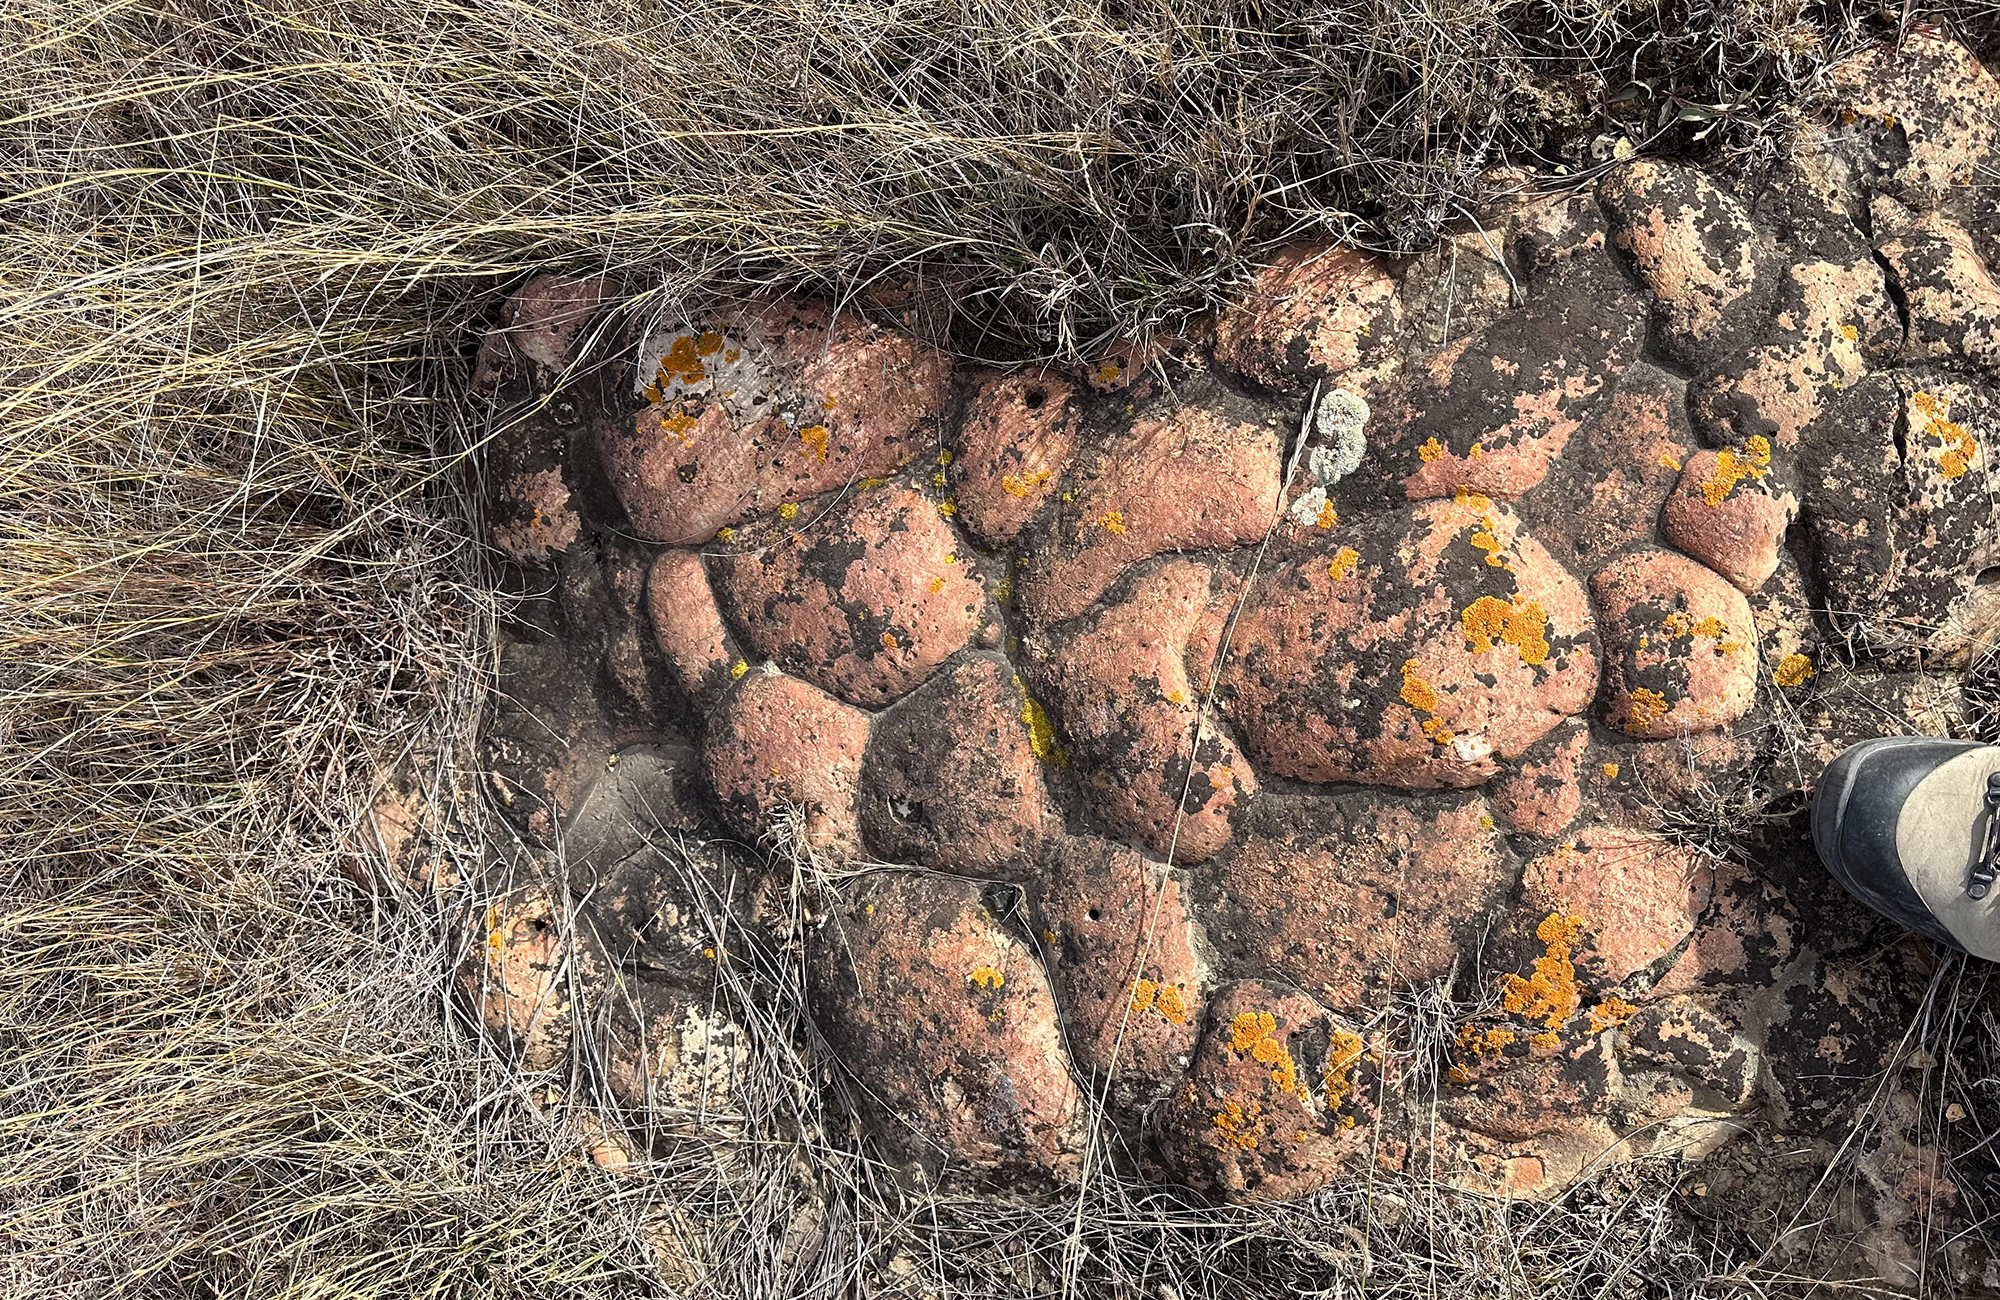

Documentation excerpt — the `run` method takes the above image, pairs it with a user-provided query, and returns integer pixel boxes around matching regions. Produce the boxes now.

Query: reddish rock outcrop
[1026,560,1255,862]
[1211,245,1402,396]
[470,273,616,396]
[951,370,1082,546]
[1015,402,1281,626]
[703,670,871,855]
[1031,837,1207,1125]
[715,485,984,707]
[1221,495,1597,789]
[1660,446,1799,594]
[1600,161,1771,367]
[645,550,739,705]
[1489,724,1588,840]
[859,653,1054,878]
[1159,981,1381,1200]
[808,872,1085,1181]
[1516,827,1714,984]
[598,297,952,542]
[1591,549,1758,738]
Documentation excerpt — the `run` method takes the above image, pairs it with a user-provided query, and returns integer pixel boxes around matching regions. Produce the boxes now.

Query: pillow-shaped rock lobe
[951,370,1082,547]
[598,296,951,542]
[1211,245,1403,397]
[1025,560,1256,862]
[808,872,1085,1182]
[715,485,984,708]
[703,669,871,855]
[1220,494,1597,790]
[1590,549,1758,739]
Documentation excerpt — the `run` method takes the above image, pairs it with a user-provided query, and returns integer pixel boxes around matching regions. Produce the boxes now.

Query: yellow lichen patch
[1326,546,1361,581]
[1468,528,1509,569]
[715,525,736,543]
[1017,684,1069,767]
[937,449,954,466]
[1212,1098,1262,1151]
[1398,659,1440,713]
[928,577,945,594]
[797,423,830,462]
[778,502,800,521]
[1322,1027,1366,1108]
[858,476,888,489]
[1913,391,1978,479]
[1499,912,1586,1030]
[1093,362,1122,385]
[932,470,948,487]
[1690,616,1727,640]
[1459,595,1552,665]
[1468,443,1486,459]
[937,499,958,518]
[1001,468,1054,498]
[1418,436,1448,463]
[658,409,698,440]
[968,966,1005,991]
[1659,453,1682,471]
[1698,437,1773,506]
[1227,1011,1305,1099]
[1600,762,1620,780]
[1097,510,1128,536]
[1451,485,1493,511]
[1620,687,1669,732]
[1165,687,1187,705]
[1587,994,1639,1033]
[1315,499,1338,529]
[1773,652,1815,688]
[991,573,1015,603]
[1840,324,1860,342]
[1529,1031,1561,1051]
[729,660,748,680]
[1131,979,1158,1015]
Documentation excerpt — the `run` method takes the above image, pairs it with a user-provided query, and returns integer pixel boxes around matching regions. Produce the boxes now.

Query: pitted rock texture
[474,33,1998,1221]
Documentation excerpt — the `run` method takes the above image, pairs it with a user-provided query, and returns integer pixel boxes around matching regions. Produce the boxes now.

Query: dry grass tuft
[5,0,2000,1294]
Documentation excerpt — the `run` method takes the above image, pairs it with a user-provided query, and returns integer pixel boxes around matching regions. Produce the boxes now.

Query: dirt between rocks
[460,30,2000,1283]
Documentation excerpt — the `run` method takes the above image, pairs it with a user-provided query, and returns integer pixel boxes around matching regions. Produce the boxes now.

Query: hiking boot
[1812,737,2000,959]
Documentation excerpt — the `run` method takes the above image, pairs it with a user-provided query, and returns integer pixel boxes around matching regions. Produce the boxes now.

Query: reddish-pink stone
[1661,448,1799,594]
[703,670,871,854]
[1026,560,1255,862]
[1489,725,1588,840]
[1221,495,1598,790]
[1599,161,1768,366]
[491,467,584,565]
[807,872,1084,1180]
[715,485,984,708]
[1158,981,1380,1201]
[470,273,616,395]
[1211,245,1403,396]
[1824,33,2000,213]
[859,653,1054,878]
[597,297,952,542]
[1032,837,1206,1125]
[1591,549,1758,739]
[459,885,577,1070]
[645,550,737,704]
[1688,258,1898,450]
[1209,793,1512,1011]
[951,370,1082,546]
[1015,405,1281,626]
[1517,826,1714,984]
[1877,217,2000,373]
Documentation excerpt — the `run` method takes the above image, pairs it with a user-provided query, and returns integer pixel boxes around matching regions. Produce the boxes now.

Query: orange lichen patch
[1017,686,1069,768]
[1130,978,1192,1024]
[1587,994,1639,1032]
[656,409,698,440]
[1913,391,1978,479]
[1619,687,1670,732]
[1459,596,1552,665]
[1689,615,1727,639]
[1418,436,1448,463]
[968,966,1005,991]
[927,576,946,594]
[655,333,712,387]
[1000,468,1054,498]
[881,632,900,650]
[1529,1031,1561,1051]
[1227,1011,1305,1099]
[797,423,830,462]
[1839,323,1860,342]
[1326,546,1361,581]
[1698,437,1773,506]
[1322,1027,1366,1107]
[1212,1098,1262,1151]
[1600,762,1621,780]
[1499,911,1586,1030]
[1659,453,1682,471]
[1468,527,1509,569]
[1773,652,1815,688]
[1451,486,1493,511]
[1094,362,1123,385]
[1315,499,1338,529]
[1097,510,1129,535]
[1398,659,1440,712]
[1165,687,1188,705]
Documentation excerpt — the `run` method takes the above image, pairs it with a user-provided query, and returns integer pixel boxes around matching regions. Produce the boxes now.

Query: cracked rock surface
[466,33,2000,1226]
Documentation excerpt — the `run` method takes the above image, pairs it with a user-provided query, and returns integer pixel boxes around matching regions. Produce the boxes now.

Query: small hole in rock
[1024,387,1048,410]
[1978,567,2000,588]
[1086,906,1102,922]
